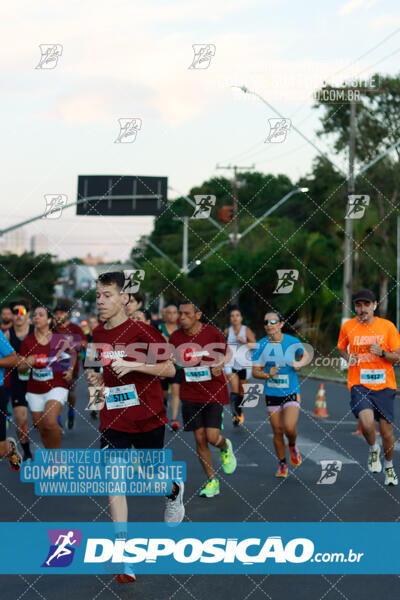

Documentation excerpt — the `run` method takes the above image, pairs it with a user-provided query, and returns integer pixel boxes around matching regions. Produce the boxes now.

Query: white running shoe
[384,466,398,486]
[164,482,185,525]
[368,446,382,473]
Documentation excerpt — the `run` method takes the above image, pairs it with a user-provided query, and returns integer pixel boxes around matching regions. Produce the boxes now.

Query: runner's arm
[252,364,279,379]
[369,344,400,363]
[0,351,18,368]
[338,349,358,365]
[111,357,175,378]
[245,327,257,350]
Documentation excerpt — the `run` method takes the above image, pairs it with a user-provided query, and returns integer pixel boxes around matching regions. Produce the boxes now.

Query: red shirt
[169,323,229,404]
[19,332,69,394]
[53,322,86,376]
[93,319,168,433]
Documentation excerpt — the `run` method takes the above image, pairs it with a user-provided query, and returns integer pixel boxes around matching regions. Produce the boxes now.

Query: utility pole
[216,164,254,304]
[173,216,189,274]
[216,164,255,248]
[342,96,356,322]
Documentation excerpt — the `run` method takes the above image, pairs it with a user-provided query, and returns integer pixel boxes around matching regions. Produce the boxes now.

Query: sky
[2,0,400,263]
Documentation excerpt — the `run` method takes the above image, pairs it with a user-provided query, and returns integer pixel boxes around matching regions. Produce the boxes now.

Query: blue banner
[0,522,398,574]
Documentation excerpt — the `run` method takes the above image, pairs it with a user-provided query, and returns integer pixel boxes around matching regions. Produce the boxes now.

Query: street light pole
[342,97,356,322]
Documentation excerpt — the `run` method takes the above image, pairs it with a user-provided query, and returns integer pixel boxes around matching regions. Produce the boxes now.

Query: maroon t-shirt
[93,319,168,433]
[19,332,69,394]
[53,322,86,377]
[169,323,229,405]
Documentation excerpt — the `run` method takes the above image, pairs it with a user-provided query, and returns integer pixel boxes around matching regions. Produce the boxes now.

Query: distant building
[0,228,28,255]
[30,234,49,255]
[82,253,104,265]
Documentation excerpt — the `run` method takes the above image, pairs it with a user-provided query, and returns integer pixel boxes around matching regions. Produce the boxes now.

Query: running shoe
[164,482,185,524]
[115,563,137,584]
[7,437,22,473]
[68,409,75,430]
[384,466,398,486]
[90,410,97,420]
[275,462,288,478]
[238,413,244,425]
[170,421,180,432]
[220,439,237,475]
[289,444,302,467]
[368,446,382,473]
[199,478,220,498]
[232,415,240,427]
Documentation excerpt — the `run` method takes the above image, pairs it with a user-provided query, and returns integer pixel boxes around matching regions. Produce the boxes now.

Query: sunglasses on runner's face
[264,318,280,325]
[12,307,27,316]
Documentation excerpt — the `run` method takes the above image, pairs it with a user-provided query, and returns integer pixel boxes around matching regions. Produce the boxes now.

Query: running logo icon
[240,383,263,408]
[114,118,142,143]
[42,529,82,567]
[35,44,63,69]
[188,44,216,69]
[121,269,145,294]
[345,195,370,219]
[317,460,342,485]
[265,119,291,143]
[273,270,299,294]
[44,194,68,219]
[192,195,216,219]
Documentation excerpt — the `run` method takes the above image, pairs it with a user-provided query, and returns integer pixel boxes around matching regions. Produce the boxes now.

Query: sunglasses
[12,307,27,316]
[264,318,280,325]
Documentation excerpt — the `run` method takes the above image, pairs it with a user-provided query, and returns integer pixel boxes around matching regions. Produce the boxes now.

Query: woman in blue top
[252,309,310,478]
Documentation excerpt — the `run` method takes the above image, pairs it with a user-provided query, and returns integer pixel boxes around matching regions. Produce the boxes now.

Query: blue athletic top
[0,330,15,386]
[252,333,304,396]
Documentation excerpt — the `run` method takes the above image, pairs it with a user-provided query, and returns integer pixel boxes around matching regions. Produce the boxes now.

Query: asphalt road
[1,376,400,600]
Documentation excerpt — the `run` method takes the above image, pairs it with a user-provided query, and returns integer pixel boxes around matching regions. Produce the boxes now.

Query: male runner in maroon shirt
[169,303,237,498]
[88,271,185,584]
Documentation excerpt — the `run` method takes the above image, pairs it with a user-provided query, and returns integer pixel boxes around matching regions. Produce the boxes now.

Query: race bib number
[360,369,386,384]
[104,384,140,410]
[32,368,53,382]
[184,366,212,382]
[267,374,289,389]
[18,371,30,382]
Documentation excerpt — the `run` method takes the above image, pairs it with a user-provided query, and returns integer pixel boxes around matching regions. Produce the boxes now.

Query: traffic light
[217,206,233,223]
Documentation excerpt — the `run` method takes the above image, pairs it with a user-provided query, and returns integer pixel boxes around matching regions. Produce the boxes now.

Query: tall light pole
[173,216,189,274]
[342,97,356,322]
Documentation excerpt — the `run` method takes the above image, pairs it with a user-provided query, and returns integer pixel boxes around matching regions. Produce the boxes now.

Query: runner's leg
[282,405,300,445]
[358,408,376,446]
[194,427,215,479]
[269,410,285,460]
[170,383,180,421]
[379,419,395,462]
[41,400,62,449]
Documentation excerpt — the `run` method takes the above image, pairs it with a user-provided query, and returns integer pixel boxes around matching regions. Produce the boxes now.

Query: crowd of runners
[1,275,400,583]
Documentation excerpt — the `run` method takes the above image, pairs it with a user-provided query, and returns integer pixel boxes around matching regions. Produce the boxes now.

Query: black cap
[352,289,376,303]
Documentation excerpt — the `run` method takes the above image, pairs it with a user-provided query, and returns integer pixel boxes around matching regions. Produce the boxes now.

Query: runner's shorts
[181,400,224,431]
[161,369,182,390]
[26,388,68,412]
[0,387,10,442]
[264,393,300,413]
[10,383,28,408]
[224,366,251,379]
[350,385,395,424]
[100,425,165,450]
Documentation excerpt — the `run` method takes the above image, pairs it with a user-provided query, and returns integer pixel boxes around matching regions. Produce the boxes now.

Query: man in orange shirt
[338,289,400,486]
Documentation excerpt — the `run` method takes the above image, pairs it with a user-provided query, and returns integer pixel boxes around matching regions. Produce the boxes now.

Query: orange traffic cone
[352,420,380,436]
[313,383,328,418]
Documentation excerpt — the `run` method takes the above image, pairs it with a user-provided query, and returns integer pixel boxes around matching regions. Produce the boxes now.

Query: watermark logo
[192,195,216,219]
[273,269,299,294]
[345,195,370,219]
[121,269,145,294]
[35,44,63,69]
[42,529,81,567]
[114,118,142,143]
[317,460,342,485]
[44,194,68,219]
[188,44,216,70]
[265,118,291,143]
[240,383,263,408]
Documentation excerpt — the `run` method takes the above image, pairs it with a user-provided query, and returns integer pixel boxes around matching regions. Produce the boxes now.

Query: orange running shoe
[289,444,302,467]
[275,461,288,478]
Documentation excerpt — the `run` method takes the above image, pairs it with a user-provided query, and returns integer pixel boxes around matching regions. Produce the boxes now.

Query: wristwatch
[381,350,386,358]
